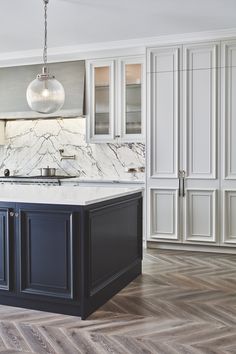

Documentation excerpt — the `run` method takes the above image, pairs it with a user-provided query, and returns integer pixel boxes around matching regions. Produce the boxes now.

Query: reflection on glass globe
[26,76,65,114]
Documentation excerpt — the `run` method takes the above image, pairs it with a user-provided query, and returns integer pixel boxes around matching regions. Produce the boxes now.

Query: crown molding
[1,27,236,67]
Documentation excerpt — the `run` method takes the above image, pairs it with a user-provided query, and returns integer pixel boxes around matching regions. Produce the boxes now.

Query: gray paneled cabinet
[86,56,145,143]
[147,39,236,249]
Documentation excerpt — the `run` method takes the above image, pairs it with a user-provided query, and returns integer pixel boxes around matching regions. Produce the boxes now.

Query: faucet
[59,149,76,161]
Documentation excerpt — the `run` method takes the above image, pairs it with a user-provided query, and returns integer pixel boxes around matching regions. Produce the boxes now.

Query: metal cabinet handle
[9,211,19,217]
[182,170,186,197]
[178,170,182,197]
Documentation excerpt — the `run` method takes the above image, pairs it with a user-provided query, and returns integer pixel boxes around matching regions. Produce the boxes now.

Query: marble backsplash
[0,118,145,180]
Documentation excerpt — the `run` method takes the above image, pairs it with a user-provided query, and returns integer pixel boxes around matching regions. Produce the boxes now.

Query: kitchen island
[0,185,143,319]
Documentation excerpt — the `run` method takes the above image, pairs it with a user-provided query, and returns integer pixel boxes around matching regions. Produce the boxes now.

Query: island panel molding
[0,205,12,291]
[19,207,74,299]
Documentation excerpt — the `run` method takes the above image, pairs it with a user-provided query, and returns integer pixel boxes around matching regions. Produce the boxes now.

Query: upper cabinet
[86,56,145,143]
[88,60,115,141]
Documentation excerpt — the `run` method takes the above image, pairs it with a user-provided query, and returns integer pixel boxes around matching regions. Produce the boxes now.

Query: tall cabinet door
[182,42,220,244]
[221,40,236,246]
[147,46,181,241]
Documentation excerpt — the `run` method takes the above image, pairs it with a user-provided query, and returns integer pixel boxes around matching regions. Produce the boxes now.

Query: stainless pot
[39,167,56,177]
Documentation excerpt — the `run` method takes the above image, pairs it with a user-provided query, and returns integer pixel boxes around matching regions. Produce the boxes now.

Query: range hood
[0,60,85,120]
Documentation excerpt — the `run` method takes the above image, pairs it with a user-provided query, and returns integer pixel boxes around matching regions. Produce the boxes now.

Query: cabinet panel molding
[0,209,10,291]
[147,46,180,73]
[183,42,219,70]
[150,189,179,241]
[223,190,236,244]
[149,47,180,178]
[183,43,218,179]
[19,208,74,299]
[184,189,217,243]
[222,41,236,180]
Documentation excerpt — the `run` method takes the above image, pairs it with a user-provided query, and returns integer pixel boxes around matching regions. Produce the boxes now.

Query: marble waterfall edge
[0,118,145,180]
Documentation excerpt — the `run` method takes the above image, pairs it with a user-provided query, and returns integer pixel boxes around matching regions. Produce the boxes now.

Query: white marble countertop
[0,176,145,184]
[0,184,143,206]
[62,177,145,184]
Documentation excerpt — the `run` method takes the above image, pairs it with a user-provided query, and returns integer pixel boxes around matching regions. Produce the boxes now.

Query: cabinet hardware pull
[15,213,19,218]
[182,170,186,197]
[178,170,182,197]
[9,212,14,217]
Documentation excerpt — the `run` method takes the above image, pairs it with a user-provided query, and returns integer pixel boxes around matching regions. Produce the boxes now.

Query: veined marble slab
[0,118,145,180]
[0,184,143,206]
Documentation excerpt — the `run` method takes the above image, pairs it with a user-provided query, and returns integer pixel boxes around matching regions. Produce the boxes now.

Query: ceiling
[1,0,236,54]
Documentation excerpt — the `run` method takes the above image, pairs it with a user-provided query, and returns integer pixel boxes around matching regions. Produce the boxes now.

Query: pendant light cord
[43,0,48,68]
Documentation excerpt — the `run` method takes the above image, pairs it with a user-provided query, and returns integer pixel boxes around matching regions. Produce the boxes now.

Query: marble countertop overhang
[0,184,144,206]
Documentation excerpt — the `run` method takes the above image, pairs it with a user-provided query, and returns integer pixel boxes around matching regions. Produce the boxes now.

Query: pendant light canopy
[26,0,65,114]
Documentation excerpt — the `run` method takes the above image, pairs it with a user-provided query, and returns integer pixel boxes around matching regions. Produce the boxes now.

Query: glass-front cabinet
[86,56,144,143]
[87,60,115,141]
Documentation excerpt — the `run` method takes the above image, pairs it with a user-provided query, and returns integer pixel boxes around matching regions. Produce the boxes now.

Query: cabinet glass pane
[125,64,142,134]
[94,66,110,135]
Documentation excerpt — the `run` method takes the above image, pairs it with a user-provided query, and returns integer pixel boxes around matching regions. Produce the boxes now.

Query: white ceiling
[1,0,236,54]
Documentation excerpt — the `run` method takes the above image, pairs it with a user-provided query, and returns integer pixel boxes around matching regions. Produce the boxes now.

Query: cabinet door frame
[183,41,219,180]
[146,45,181,242]
[17,204,77,300]
[86,59,116,143]
[117,55,145,143]
[222,189,236,245]
[221,40,236,181]
[147,46,181,180]
[182,42,220,245]
[183,188,218,244]
[220,40,236,246]
[148,187,180,242]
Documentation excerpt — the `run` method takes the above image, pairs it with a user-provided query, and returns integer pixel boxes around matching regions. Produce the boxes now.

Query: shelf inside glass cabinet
[95,112,109,135]
[125,111,141,134]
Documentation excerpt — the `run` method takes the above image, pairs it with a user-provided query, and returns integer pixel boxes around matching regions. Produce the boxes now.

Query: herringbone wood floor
[0,249,236,354]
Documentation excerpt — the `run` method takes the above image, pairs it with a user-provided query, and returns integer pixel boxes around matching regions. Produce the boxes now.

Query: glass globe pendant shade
[26,67,65,114]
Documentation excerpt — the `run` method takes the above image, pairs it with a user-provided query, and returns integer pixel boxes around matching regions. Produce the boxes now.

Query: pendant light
[26,0,65,114]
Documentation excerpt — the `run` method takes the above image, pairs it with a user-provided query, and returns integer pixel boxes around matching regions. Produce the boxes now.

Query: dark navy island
[0,185,143,319]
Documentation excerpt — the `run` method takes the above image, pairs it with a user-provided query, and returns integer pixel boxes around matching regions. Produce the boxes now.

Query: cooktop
[0,175,76,179]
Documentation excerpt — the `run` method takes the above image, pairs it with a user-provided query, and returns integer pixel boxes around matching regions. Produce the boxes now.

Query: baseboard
[147,241,236,254]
